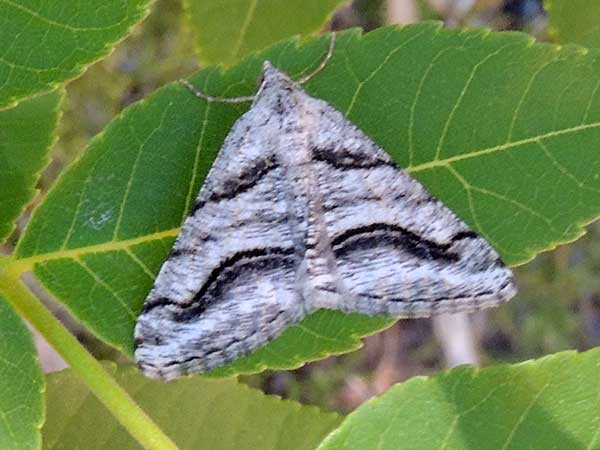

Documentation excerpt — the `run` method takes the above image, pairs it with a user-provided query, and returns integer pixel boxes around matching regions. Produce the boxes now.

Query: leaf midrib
[11,228,179,272]
[406,121,600,173]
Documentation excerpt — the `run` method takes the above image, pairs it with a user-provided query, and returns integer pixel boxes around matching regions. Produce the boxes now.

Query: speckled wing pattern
[134,63,516,380]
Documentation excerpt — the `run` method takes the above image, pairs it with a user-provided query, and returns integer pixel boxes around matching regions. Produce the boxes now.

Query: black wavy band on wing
[142,246,296,322]
[176,246,296,322]
[331,223,459,262]
[311,146,396,170]
[190,156,278,214]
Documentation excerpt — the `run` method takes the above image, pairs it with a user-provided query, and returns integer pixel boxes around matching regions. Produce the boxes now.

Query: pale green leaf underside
[14,24,600,374]
[0,90,62,244]
[318,348,600,450]
[0,0,151,108]
[547,0,600,48]
[43,363,341,450]
[0,296,44,450]
[184,0,347,65]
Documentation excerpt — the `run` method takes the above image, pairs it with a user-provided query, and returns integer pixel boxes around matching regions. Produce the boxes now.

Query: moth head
[252,61,299,107]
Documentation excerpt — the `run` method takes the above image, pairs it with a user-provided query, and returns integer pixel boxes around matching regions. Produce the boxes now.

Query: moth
[134,43,516,380]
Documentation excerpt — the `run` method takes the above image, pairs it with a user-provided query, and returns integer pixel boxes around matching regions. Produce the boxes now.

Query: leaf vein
[230,0,258,62]
[582,80,600,125]
[500,382,549,450]
[183,86,212,221]
[445,165,507,255]
[408,47,456,166]
[344,27,428,117]
[123,248,155,280]
[536,140,600,195]
[434,44,512,161]
[506,56,561,142]
[74,256,137,321]
[113,104,173,240]
[0,0,129,33]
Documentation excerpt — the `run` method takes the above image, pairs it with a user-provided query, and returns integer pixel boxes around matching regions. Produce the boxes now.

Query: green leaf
[0,0,152,109]
[13,24,600,374]
[0,90,62,244]
[0,295,44,450]
[183,0,347,65]
[43,363,341,450]
[210,310,391,377]
[317,348,600,450]
[546,0,600,48]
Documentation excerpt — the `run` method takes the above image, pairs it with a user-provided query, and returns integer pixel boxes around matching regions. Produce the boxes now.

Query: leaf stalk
[0,269,180,450]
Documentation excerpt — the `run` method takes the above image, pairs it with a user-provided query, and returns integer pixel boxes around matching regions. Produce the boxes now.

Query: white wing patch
[134,63,516,380]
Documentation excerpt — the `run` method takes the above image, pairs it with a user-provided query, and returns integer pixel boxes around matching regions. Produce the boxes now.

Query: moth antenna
[180,32,335,103]
[297,32,336,85]
[179,78,255,104]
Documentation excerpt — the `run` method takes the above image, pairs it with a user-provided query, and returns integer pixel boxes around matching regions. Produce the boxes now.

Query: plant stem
[0,271,180,450]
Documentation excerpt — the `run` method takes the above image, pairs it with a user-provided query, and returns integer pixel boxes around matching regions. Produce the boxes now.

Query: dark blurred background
[9,0,600,414]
